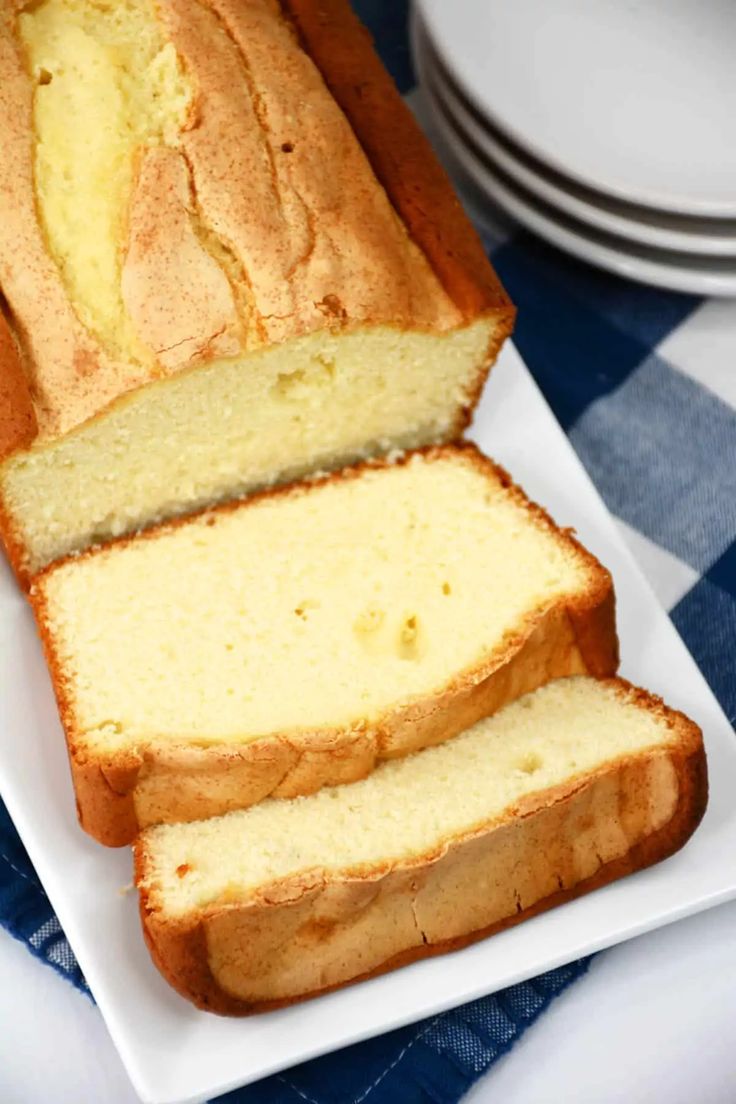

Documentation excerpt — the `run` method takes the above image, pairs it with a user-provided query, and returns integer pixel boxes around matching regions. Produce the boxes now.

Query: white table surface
[3,896,736,1104]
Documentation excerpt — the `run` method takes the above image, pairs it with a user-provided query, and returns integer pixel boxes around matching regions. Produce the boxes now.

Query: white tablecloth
[3,898,736,1103]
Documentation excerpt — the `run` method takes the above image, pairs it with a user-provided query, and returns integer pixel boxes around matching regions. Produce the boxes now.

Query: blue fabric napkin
[2,2,735,1101]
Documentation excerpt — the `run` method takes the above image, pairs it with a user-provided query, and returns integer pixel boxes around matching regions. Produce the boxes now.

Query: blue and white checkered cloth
[1,3,734,1101]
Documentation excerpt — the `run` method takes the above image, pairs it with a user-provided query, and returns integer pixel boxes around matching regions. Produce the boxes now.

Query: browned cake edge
[0,308,37,585]
[30,443,618,847]
[134,680,707,1015]
[0,307,36,459]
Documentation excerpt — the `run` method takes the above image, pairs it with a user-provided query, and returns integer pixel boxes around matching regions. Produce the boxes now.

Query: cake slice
[31,445,617,846]
[135,677,707,1014]
[0,0,512,581]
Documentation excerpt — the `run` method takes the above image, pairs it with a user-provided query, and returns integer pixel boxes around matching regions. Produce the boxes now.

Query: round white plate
[418,0,736,218]
[415,22,736,258]
[421,77,736,296]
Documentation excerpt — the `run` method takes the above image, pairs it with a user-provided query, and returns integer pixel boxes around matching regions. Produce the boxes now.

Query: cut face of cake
[31,445,617,845]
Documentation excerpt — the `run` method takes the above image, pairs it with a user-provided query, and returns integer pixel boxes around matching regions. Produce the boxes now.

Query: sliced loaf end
[135,677,707,1014]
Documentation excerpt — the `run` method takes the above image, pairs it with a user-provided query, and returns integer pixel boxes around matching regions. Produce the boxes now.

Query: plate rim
[418,0,736,219]
[419,76,736,296]
[416,26,736,258]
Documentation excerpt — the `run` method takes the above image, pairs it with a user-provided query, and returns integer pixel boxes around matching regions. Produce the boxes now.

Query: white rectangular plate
[1,343,735,1104]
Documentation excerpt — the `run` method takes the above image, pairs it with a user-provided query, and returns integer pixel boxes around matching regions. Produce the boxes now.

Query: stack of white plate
[413,0,736,295]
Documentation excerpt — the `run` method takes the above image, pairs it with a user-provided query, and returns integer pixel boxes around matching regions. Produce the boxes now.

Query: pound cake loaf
[135,677,707,1014]
[31,445,617,846]
[0,0,513,581]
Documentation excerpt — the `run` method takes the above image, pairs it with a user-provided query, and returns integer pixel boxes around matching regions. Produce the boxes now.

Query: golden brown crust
[0,0,511,453]
[0,307,36,460]
[67,749,143,848]
[0,485,32,590]
[280,0,514,324]
[135,680,707,1014]
[567,583,619,676]
[0,308,37,587]
[31,444,617,846]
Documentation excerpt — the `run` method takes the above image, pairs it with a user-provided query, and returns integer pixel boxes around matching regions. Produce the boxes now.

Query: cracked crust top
[0,0,511,450]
